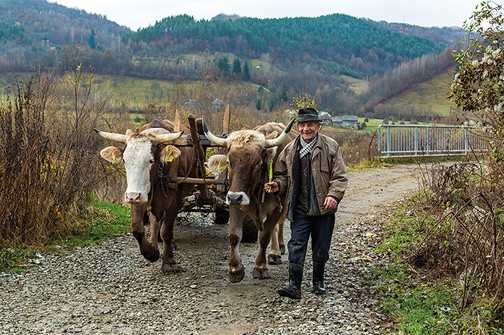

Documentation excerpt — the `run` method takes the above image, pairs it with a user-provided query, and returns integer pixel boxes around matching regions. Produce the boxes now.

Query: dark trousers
[287,210,335,266]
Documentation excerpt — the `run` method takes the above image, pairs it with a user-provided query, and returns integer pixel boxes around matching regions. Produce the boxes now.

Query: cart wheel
[241,215,258,243]
[214,208,229,225]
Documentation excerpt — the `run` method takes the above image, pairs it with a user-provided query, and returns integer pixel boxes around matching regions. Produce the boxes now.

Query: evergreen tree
[232,58,242,74]
[216,56,230,72]
[279,83,288,103]
[242,61,251,81]
[255,98,262,110]
[89,29,96,49]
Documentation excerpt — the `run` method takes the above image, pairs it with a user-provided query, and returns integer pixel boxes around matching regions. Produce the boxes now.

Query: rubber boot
[312,262,326,295]
[277,264,303,300]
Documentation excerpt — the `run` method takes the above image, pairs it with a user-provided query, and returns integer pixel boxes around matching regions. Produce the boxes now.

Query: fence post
[377,124,382,154]
[464,126,469,154]
[387,125,391,156]
[414,126,419,155]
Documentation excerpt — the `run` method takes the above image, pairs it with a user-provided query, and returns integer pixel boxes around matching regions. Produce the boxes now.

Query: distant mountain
[0,0,467,118]
[371,21,467,46]
[0,0,466,77]
[126,14,465,78]
[0,0,131,48]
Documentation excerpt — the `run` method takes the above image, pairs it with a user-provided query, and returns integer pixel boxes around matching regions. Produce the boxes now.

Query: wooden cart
[170,109,258,242]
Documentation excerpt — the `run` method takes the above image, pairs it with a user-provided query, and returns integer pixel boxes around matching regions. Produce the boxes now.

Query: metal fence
[377,124,488,156]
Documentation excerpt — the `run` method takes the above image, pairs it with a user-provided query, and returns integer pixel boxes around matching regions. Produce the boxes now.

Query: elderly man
[264,107,348,299]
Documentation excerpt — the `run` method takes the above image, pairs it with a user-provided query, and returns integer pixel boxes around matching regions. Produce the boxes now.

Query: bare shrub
[413,162,503,312]
[0,71,106,246]
[442,1,504,321]
[323,128,379,165]
[420,163,484,206]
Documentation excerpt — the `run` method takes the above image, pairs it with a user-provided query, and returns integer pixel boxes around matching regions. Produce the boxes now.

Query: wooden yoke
[188,114,211,201]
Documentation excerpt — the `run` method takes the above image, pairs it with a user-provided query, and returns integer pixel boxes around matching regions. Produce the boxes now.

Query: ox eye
[149,159,154,164]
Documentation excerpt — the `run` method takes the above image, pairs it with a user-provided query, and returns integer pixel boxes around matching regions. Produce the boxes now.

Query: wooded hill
[0,0,469,120]
[127,14,451,77]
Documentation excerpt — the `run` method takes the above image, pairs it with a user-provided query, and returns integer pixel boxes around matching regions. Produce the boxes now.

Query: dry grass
[411,160,504,322]
[321,126,379,166]
[0,71,108,246]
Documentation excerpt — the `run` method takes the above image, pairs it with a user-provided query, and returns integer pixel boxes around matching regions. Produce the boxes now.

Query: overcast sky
[52,0,487,31]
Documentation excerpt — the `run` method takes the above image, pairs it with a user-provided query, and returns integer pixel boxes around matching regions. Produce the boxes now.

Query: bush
[322,127,379,166]
[385,162,504,332]
[0,71,105,246]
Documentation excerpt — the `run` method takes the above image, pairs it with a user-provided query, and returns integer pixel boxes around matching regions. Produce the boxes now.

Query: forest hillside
[0,0,469,119]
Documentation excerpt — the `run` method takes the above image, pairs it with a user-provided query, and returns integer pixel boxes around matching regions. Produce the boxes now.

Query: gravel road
[0,164,421,335]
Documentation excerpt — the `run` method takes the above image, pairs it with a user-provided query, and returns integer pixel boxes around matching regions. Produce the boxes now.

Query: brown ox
[254,122,297,263]
[203,118,295,283]
[94,119,197,273]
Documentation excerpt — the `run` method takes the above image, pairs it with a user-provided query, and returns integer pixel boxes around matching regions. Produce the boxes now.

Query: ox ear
[161,145,181,179]
[100,146,123,164]
[206,154,228,176]
[160,145,181,164]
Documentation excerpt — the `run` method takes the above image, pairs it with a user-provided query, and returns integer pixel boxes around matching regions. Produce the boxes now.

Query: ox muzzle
[226,191,250,206]
[125,191,148,204]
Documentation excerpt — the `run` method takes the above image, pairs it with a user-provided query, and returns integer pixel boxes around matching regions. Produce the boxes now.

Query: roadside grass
[0,198,130,272]
[54,199,131,249]
[367,198,459,334]
[0,248,39,273]
[370,194,502,334]
[378,154,480,165]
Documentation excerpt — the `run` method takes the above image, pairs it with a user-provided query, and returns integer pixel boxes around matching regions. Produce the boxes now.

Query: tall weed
[402,161,504,331]
[0,70,106,246]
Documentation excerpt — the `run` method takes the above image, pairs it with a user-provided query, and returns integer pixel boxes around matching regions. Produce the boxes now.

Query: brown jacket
[274,133,348,219]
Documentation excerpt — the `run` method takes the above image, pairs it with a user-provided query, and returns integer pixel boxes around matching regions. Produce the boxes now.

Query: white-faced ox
[203,119,295,283]
[94,119,197,273]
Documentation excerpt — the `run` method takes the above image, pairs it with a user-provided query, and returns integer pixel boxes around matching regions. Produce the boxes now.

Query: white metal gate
[377,124,488,156]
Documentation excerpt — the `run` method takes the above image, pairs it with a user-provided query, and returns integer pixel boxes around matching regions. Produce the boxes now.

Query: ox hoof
[161,263,183,274]
[252,267,271,280]
[280,244,286,255]
[268,254,282,265]
[143,249,160,263]
[229,268,245,283]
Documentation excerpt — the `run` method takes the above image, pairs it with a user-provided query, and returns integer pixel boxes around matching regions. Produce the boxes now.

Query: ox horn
[264,117,295,148]
[140,127,183,143]
[93,128,128,143]
[152,131,183,144]
[202,118,228,147]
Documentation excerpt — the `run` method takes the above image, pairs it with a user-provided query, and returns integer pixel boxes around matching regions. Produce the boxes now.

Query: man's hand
[264,181,279,193]
[323,196,338,210]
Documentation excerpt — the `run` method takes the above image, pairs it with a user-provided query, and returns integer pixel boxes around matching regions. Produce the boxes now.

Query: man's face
[297,121,320,143]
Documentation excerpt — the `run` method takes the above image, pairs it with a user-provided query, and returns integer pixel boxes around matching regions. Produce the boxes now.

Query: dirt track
[0,164,421,335]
